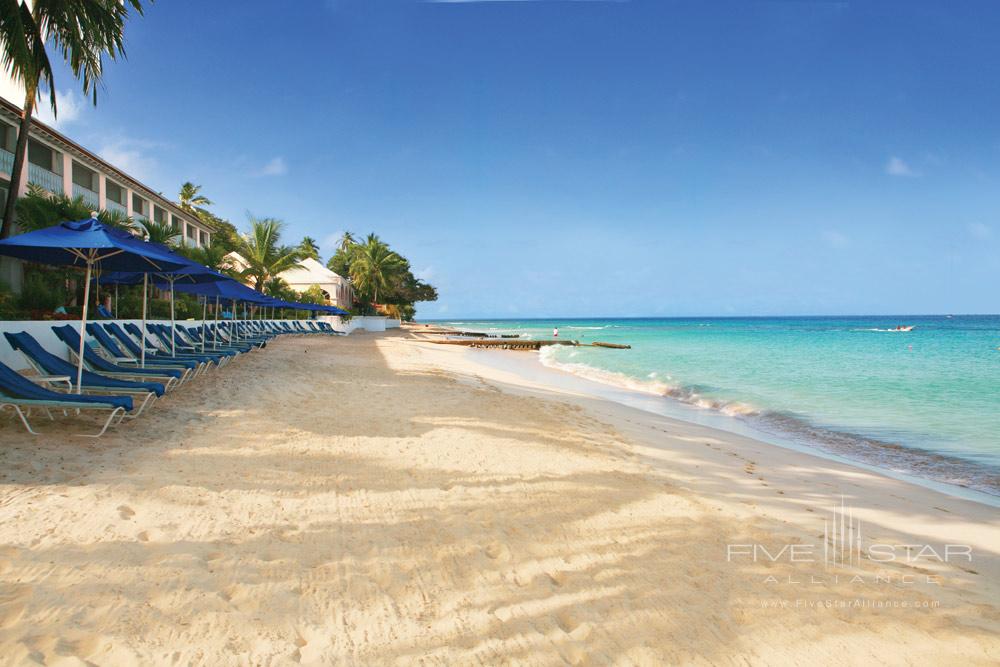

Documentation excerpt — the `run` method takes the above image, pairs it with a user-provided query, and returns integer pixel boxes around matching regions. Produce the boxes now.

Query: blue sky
[11,0,1000,317]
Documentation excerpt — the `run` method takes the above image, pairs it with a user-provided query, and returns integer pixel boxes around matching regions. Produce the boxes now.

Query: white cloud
[256,156,288,177]
[0,70,85,129]
[97,138,160,183]
[34,90,85,128]
[821,230,849,248]
[968,222,992,240]
[885,156,917,177]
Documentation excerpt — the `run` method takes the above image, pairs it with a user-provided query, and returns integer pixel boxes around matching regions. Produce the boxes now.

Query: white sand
[0,330,997,665]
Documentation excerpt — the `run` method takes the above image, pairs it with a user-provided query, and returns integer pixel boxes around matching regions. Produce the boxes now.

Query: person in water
[553,327,559,338]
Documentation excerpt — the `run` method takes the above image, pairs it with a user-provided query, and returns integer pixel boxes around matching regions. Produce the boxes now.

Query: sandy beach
[0,329,997,665]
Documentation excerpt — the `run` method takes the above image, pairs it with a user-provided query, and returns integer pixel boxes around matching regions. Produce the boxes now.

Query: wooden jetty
[426,338,631,351]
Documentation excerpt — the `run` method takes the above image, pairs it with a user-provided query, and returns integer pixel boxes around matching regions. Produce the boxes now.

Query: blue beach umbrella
[0,219,188,391]
[98,261,234,357]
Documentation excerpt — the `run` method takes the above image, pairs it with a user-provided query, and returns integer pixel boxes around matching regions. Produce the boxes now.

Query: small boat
[892,325,915,332]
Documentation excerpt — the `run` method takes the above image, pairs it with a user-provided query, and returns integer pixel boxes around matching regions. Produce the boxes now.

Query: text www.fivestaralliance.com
[758,599,942,610]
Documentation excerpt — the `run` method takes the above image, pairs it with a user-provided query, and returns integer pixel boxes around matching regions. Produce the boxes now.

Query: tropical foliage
[298,236,320,261]
[235,215,304,292]
[15,184,138,233]
[327,232,437,319]
[139,219,180,246]
[180,239,238,276]
[0,0,146,237]
[178,181,213,214]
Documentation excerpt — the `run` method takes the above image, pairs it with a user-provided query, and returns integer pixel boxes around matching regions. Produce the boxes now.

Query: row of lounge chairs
[0,319,344,437]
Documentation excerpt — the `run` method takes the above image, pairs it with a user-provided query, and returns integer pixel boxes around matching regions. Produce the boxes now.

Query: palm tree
[338,231,357,253]
[96,208,138,233]
[299,236,320,261]
[0,0,146,238]
[184,239,237,276]
[139,220,180,247]
[178,182,213,214]
[236,215,303,291]
[349,233,405,306]
[15,183,138,234]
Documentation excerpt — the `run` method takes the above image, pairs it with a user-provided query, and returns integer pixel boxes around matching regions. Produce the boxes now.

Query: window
[154,206,166,224]
[171,214,183,231]
[72,162,98,191]
[0,122,14,152]
[27,139,56,171]
[105,180,125,205]
[186,223,197,240]
[131,193,147,216]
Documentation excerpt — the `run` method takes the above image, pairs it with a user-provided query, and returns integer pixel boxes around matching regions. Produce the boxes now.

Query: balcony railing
[104,199,127,216]
[0,148,13,175]
[28,163,63,194]
[72,183,100,210]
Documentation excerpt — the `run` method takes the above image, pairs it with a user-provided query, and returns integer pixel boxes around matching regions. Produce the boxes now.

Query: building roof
[0,95,214,231]
[279,257,347,287]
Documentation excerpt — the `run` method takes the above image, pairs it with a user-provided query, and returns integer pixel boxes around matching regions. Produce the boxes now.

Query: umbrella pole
[214,296,219,350]
[114,284,118,318]
[76,259,94,393]
[141,274,148,368]
[201,296,207,353]
[170,281,176,357]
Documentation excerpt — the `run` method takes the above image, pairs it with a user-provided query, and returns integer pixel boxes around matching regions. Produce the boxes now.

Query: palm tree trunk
[1,88,37,239]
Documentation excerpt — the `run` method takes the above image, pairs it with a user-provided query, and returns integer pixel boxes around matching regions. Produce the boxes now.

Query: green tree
[180,239,237,276]
[0,0,146,238]
[338,231,356,253]
[139,219,180,247]
[298,284,328,305]
[178,182,213,214]
[15,183,138,233]
[299,236,320,261]
[349,233,405,307]
[236,214,303,292]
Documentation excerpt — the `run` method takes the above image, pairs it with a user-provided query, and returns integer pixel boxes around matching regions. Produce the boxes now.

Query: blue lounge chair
[122,323,230,366]
[102,323,210,374]
[4,331,161,416]
[88,324,205,377]
[52,325,185,390]
[149,323,237,359]
[0,360,130,437]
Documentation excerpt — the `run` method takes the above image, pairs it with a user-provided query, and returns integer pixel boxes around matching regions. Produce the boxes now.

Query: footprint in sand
[484,542,511,562]
[117,505,135,520]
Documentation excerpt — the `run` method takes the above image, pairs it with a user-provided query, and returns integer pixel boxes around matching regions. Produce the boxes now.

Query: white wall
[318,315,392,334]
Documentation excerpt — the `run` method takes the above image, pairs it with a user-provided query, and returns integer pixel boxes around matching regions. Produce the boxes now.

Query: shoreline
[0,331,997,663]
[409,321,1000,506]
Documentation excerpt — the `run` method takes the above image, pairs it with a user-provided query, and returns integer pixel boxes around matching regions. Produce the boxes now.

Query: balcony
[27,163,63,194]
[72,183,99,210]
[0,148,12,175]
[104,199,127,216]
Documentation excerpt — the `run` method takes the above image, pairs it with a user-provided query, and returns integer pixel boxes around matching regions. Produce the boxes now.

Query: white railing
[28,163,63,194]
[0,148,13,175]
[105,199,127,216]
[72,183,100,210]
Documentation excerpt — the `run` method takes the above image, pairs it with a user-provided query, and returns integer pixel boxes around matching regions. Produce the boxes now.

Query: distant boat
[893,325,915,332]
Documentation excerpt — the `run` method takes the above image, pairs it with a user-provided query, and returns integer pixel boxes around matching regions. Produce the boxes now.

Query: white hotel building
[0,95,213,247]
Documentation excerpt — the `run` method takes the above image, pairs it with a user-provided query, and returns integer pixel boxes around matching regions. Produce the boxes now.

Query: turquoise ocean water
[436,316,1000,497]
